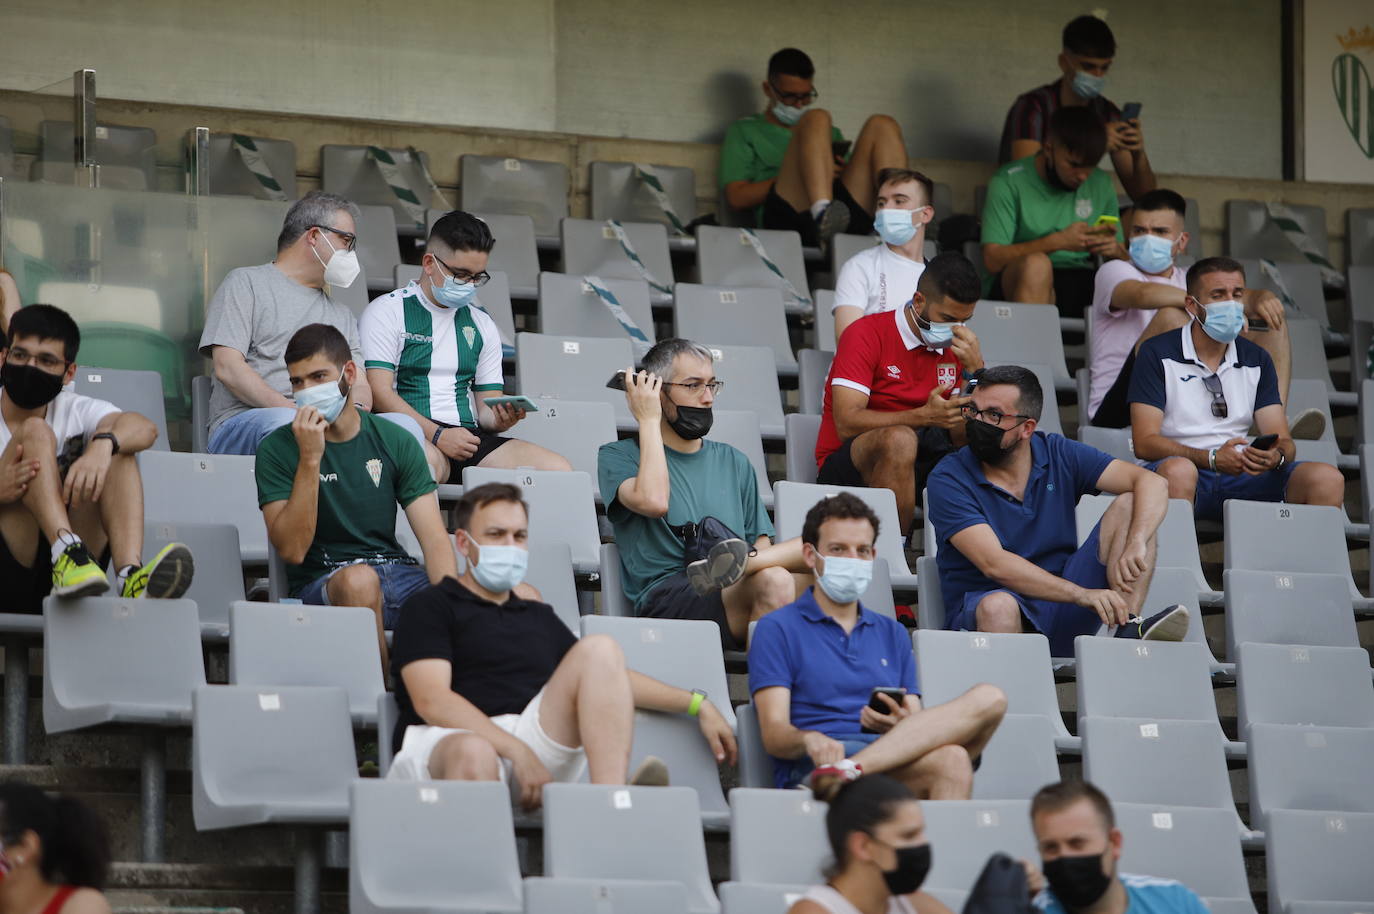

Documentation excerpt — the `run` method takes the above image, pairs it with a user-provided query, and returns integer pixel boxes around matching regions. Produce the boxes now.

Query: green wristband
[687,690,706,717]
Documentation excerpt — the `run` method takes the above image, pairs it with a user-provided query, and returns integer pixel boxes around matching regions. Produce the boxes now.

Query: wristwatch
[90,432,120,454]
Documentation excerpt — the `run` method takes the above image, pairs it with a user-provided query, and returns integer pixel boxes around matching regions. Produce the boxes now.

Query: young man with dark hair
[255,323,456,674]
[1129,258,1345,521]
[388,482,737,804]
[362,210,569,484]
[831,168,938,343]
[719,47,908,251]
[926,365,1187,655]
[1030,780,1210,914]
[999,14,1156,201]
[0,304,194,604]
[982,107,1124,316]
[750,492,1006,799]
[817,252,985,532]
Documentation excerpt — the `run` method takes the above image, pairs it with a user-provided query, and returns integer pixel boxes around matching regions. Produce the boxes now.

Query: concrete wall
[1,0,1283,179]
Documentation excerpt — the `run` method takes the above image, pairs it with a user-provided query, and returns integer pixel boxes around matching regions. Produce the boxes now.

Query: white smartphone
[485,395,539,412]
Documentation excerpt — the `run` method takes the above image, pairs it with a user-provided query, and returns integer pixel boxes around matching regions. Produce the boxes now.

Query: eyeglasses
[6,347,68,372]
[431,256,491,287]
[663,379,724,395]
[961,404,1031,428]
[312,224,358,251]
[1201,374,1228,419]
[769,82,819,106]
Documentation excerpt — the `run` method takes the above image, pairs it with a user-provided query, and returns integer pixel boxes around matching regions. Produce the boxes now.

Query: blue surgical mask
[875,208,919,246]
[815,555,873,604]
[1198,300,1245,344]
[771,99,803,126]
[295,377,349,423]
[471,542,528,593]
[1128,234,1175,275]
[432,273,477,309]
[1072,69,1105,100]
[911,301,957,350]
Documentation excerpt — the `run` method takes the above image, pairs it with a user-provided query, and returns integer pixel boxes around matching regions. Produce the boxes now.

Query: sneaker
[629,755,670,787]
[51,542,110,598]
[809,758,862,802]
[1290,408,1327,441]
[685,538,750,596]
[121,542,195,599]
[815,200,851,254]
[1114,604,1190,642]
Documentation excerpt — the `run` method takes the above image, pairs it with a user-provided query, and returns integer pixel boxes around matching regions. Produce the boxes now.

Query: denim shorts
[297,560,429,629]
[1143,458,1300,522]
[773,733,879,789]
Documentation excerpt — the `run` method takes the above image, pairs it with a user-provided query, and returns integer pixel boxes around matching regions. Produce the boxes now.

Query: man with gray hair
[598,338,809,649]
[201,190,394,454]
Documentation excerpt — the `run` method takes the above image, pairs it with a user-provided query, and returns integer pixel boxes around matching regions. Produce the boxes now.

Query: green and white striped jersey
[360,280,504,429]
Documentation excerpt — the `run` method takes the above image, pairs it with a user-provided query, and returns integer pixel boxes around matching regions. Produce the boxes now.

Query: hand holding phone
[1121,102,1143,121]
[860,687,908,734]
[1251,433,1278,450]
[484,395,539,412]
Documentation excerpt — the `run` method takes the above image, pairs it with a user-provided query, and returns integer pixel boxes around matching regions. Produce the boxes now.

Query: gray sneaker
[629,755,670,787]
[685,538,750,596]
[1289,408,1327,441]
[815,200,851,254]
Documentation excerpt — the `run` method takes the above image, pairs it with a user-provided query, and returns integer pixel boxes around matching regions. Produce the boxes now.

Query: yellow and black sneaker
[121,542,195,599]
[51,542,110,598]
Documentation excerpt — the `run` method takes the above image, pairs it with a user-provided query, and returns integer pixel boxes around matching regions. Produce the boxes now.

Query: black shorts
[762,178,874,248]
[438,424,511,480]
[989,266,1096,319]
[639,571,741,652]
[0,530,53,614]
[817,427,955,502]
[1090,348,1135,429]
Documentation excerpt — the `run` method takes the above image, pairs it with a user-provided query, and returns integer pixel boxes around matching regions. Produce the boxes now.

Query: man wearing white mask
[1129,258,1344,522]
[201,191,378,455]
[831,168,935,343]
[361,211,569,484]
[749,492,1007,798]
[255,324,456,675]
[387,482,738,804]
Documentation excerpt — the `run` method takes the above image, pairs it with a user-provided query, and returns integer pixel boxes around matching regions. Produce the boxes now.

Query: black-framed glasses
[431,256,491,287]
[769,82,819,106]
[1201,374,1228,419]
[5,347,69,372]
[664,379,724,395]
[961,404,1030,428]
[311,224,357,251]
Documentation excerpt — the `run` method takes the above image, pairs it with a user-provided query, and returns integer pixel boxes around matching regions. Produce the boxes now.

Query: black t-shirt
[390,577,578,753]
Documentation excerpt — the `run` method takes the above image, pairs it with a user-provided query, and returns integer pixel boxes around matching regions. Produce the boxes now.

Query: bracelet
[91,432,120,455]
[431,427,444,445]
[1208,448,1217,472]
[1276,450,1286,469]
[687,689,707,717]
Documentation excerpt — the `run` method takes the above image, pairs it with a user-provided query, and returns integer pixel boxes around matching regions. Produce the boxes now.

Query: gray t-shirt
[198,263,363,433]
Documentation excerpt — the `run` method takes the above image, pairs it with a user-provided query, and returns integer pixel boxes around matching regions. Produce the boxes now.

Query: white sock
[51,532,83,564]
[809,199,832,219]
[117,564,137,583]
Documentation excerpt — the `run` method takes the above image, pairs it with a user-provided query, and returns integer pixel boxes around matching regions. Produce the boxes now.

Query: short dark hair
[429,211,495,255]
[1031,779,1115,832]
[8,304,80,362]
[875,168,934,207]
[767,47,814,81]
[284,323,351,369]
[1063,14,1116,59]
[979,364,1044,422]
[451,482,528,532]
[1133,189,1187,220]
[1186,256,1246,298]
[800,492,880,549]
[917,251,982,306]
[1046,107,1108,164]
[821,775,916,874]
[0,781,110,888]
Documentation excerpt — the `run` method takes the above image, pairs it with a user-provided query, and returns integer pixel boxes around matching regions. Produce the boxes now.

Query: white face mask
[313,232,361,288]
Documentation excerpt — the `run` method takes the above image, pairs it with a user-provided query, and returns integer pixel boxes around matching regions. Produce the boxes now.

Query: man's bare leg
[429,732,502,780]
[479,439,573,472]
[839,115,907,215]
[773,108,845,212]
[1000,253,1054,304]
[849,426,918,531]
[847,684,1007,790]
[1096,492,1157,616]
[327,564,389,678]
[974,591,1026,633]
[721,565,797,643]
[1242,321,1291,405]
[11,418,75,543]
[90,453,144,571]
[537,635,635,784]
[1285,461,1346,507]
[1151,456,1198,504]
[1133,306,1190,354]
[886,743,974,800]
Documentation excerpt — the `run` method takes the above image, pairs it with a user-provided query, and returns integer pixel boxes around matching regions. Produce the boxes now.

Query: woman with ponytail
[789,775,952,914]
[0,782,111,914]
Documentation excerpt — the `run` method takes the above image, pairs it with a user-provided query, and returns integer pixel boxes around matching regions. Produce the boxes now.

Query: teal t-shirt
[718,113,846,224]
[255,408,437,595]
[980,155,1121,292]
[598,437,775,608]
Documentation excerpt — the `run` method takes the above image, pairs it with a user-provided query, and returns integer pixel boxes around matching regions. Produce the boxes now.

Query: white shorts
[386,688,587,784]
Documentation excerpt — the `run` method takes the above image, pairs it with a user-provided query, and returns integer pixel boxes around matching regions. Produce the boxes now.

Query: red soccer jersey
[815,308,964,468]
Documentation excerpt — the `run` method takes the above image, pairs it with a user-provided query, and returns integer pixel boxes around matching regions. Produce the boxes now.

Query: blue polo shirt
[926,432,1114,627]
[748,587,919,747]
[1035,874,1210,914]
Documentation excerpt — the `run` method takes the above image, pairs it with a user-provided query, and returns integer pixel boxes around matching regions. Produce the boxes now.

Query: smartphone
[832,140,852,160]
[1247,318,1270,332]
[1121,102,1143,121]
[860,687,909,734]
[485,395,539,412]
[1252,433,1279,450]
[606,370,628,391]
[1094,214,1121,234]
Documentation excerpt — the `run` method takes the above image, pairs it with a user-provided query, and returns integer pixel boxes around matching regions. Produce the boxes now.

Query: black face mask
[666,403,713,440]
[1,361,65,410]
[1043,853,1113,910]
[965,417,1018,466]
[878,842,932,896]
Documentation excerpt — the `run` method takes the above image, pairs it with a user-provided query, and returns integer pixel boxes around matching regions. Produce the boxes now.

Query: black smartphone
[606,370,628,391]
[1247,318,1270,332]
[832,140,852,160]
[1252,433,1279,450]
[860,687,908,734]
[1121,102,1142,121]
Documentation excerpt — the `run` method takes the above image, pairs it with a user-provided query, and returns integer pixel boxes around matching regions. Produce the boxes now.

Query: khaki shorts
[386,688,587,783]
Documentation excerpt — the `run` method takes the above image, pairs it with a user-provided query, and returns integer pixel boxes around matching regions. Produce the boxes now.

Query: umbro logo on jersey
[401,331,433,343]
[887,365,902,379]
[366,458,383,488]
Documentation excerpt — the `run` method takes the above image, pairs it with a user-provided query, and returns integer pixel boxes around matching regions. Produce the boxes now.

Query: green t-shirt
[255,408,438,595]
[598,437,775,609]
[980,155,1121,292]
[718,113,846,225]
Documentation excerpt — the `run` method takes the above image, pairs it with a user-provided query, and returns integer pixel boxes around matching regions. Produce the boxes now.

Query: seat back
[1226,200,1328,264]
[510,399,617,496]
[695,225,811,314]
[137,451,267,563]
[707,409,771,507]
[36,281,162,329]
[797,349,833,416]
[143,522,245,628]
[1238,258,1329,326]
[580,616,734,728]
[913,630,1070,740]
[785,413,822,484]
[459,154,569,238]
[205,133,298,200]
[521,541,580,634]
[735,703,774,789]
[524,877,689,914]
[1267,809,1374,909]
[589,161,697,231]
[921,800,1037,901]
[354,204,403,291]
[1222,570,1358,660]
[1113,804,1256,909]
[701,344,787,437]
[830,233,879,278]
[773,481,910,576]
[1076,425,1133,462]
[966,301,1071,388]
[1235,643,1374,732]
[1349,208,1374,266]
[561,218,676,292]
[1248,723,1374,830]
[73,365,169,450]
[538,272,656,343]
[1075,639,1222,737]
[515,333,636,425]
[1078,496,1210,596]
[320,144,433,230]
[673,284,796,372]
[461,467,600,572]
[38,120,156,189]
[728,788,829,884]
[972,714,1061,801]
[1223,500,1359,598]
[1082,717,1237,816]
[1286,317,1339,391]
[814,289,837,353]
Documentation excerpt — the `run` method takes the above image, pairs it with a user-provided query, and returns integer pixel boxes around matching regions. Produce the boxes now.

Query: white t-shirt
[833,244,927,318]
[799,884,918,914]
[1088,259,1186,417]
[0,390,120,462]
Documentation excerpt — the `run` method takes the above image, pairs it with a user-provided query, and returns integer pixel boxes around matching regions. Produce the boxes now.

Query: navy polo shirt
[926,432,1114,626]
[748,587,919,743]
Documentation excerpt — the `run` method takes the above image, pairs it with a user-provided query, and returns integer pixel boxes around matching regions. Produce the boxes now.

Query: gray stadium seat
[696,225,812,316]
[1287,318,1355,407]
[1285,378,1340,446]
[913,629,1076,750]
[542,784,718,913]
[538,272,655,343]
[1238,258,1329,328]
[798,349,832,416]
[717,883,806,914]
[1235,643,1374,733]
[137,450,267,563]
[0,114,12,178]
[73,365,169,451]
[508,399,616,497]
[1078,495,1218,603]
[921,799,1037,909]
[589,161,697,235]
[515,332,637,428]
[392,265,518,354]
[915,555,944,630]
[461,467,600,574]
[673,284,798,375]
[773,480,914,586]
[321,144,436,232]
[1348,208,1374,267]
[561,218,676,306]
[966,301,1073,391]
[520,541,580,634]
[597,543,631,618]
[972,713,1060,801]
[1266,809,1374,914]
[524,877,689,914]
[141,521,243,631]
[36,120,156,190]
[1019,362,1064,435]
[191,376,211,454]
[701,344,787,439]
[1223,500,1365,604]
[814,289,837,353]
[1248,723,1374,831]
[377,693,398,777]
[428,209,542,300]
[459,154,569,240]
[1222,570,1359,661]
[1077,425,1133,462]
[205,133,298,200]
[1349,268,1374,384]
[1112,804,1258,914]
[727,788,829,885]
[830,233,879,279]
[785,413,822,484]
[356,203,403,293]
[228,601,385,725]
[1226,200,1328,265]
[349,779,523,914]
[734,703,773,790]
[330,269,370,319]
[708,409,773,509]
